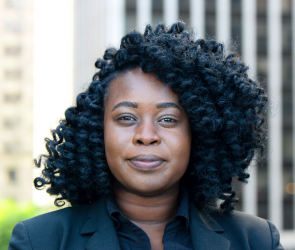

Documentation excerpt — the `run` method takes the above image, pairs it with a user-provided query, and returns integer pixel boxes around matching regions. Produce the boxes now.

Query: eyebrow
[112,101,138,112]
[111,101,181,112]
[156,102,181,111]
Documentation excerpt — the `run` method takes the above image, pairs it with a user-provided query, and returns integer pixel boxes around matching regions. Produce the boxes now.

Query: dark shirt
[106,185,193,250]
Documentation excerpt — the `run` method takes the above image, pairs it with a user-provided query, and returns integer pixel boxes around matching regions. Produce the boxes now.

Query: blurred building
[0,0,33,201]
[1,0,294,248]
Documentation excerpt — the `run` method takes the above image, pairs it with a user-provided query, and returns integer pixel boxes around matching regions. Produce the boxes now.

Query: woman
[9,22,283,250]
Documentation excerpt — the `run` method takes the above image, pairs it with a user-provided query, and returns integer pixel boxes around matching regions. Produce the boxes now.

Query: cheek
[104,123,131,165]
[162,128,191,175]
[104,131,122,179]
[174,136,191,169]
[168,124,191,156]
[174,128,191,169]
[104,125,134,184]
[104,127,119,162]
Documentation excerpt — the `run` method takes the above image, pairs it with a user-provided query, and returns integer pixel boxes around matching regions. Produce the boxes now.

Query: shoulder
[9,202,93,250]
[210,209,269,231]
[208,209,284,249]
[23,202,91,233]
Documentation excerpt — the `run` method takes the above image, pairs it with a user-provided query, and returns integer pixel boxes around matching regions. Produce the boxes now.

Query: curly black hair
[34,22,267,214]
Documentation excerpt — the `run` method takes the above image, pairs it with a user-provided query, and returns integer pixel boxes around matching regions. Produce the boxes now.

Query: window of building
[5,21,22,32]
[4,93,21,103]
[3,117,20,129]
[5,46,21,56]
[4,142,20,154]
[4,0,22,9]
[4,69,22,80]
[8,169,17,183]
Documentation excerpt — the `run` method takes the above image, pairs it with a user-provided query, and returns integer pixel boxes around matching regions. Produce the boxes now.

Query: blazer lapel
[80,197,230,250]
[189,202,231,250]
[80,197,120,250]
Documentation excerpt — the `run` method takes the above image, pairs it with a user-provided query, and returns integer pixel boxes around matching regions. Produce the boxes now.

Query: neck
[113,182,180,224]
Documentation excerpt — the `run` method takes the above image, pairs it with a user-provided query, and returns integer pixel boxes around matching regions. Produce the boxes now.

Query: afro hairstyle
[34,22,267,214]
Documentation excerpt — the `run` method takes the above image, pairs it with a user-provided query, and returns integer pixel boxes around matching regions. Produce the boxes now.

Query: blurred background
[0,0,294,248]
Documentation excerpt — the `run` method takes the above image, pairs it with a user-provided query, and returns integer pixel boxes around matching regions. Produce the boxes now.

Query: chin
[127,180,176,196]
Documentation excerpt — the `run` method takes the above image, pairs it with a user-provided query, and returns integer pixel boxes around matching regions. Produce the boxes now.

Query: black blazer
[9,197,284,250]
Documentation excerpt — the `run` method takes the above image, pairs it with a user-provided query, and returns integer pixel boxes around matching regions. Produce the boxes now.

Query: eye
[158,117,179,128]
[117,116,136,121]
[116,115,137,125]
[158,118,177,123]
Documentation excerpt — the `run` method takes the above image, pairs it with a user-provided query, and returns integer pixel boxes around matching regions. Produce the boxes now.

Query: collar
[105,182,190,231]
[80,198,120,250]
[175,182,190,229]
[188,201,231,250]
[80,197,231,250]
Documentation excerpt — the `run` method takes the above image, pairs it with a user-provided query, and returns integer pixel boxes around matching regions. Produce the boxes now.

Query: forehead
[106,68,179,106]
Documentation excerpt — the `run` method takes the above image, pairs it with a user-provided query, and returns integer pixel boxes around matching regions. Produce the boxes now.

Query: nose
[132,119,161,146]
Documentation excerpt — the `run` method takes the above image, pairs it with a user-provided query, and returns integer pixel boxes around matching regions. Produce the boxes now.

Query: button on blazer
[8,197,284,250]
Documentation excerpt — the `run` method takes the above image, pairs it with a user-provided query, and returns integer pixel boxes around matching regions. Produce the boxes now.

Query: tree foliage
[0,199,56,250]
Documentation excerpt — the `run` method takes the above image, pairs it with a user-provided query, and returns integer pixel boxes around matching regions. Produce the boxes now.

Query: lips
[129,154,165,171]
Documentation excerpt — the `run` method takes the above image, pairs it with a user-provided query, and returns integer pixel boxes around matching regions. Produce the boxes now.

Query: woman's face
[104,68,191,195]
